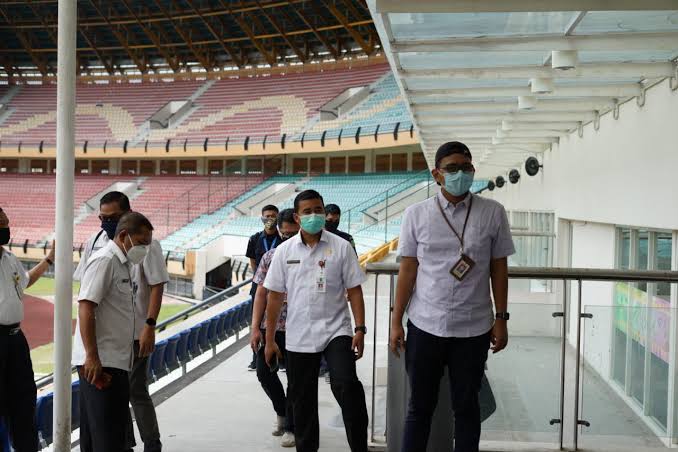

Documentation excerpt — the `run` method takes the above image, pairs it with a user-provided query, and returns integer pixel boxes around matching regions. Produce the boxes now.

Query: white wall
[486,78,678,231]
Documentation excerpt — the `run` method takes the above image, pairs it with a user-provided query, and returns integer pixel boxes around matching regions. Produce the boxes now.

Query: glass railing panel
[581,289,674,450]
[482,300,564,447]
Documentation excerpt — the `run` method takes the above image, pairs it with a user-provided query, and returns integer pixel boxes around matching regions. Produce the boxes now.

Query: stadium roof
[0,0,381,79]
[367,0,678,176]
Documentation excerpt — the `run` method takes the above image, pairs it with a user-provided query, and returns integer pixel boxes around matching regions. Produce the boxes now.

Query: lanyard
[435,195,473,253]
[262,235,278,253]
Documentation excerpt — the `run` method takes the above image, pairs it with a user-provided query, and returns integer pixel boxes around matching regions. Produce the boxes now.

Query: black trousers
[78,366,132,452]
[256,330,293,432]
[402,320,491,452]
[0,329,38,452]
[287,335,368,452]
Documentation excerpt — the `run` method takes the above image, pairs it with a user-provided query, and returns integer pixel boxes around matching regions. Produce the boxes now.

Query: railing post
[384,191,389,244]
[573,278,584,451]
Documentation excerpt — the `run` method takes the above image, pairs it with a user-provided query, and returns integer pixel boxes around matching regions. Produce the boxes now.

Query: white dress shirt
[398,191,515,338]
[75,231,169,339]
[0,249,29,325]
[72,241,136,371]
[263,230,366,353]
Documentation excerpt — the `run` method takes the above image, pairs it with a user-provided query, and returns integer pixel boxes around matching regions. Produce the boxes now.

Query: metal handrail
[365,263,678,450]
[366,263,678,282]
[35,278,253,390]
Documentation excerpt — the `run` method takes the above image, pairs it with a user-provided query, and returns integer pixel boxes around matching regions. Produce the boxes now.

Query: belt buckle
[8,327,20,336]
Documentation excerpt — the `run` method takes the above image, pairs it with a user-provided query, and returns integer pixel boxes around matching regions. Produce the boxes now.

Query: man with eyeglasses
[74,191,169,452]
[390,141,515,452]
[246,204,281,371]
[0,206,54,452]
[249,208,299,448]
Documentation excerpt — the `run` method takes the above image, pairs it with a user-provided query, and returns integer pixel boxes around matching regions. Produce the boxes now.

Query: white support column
[53,0,77,449]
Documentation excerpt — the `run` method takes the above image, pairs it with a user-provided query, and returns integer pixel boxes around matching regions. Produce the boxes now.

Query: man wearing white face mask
[75,192,169,452]
[390,141,515,452]
[73,212,157,452]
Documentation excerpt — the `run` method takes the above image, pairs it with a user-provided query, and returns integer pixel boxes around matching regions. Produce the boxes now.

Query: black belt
[0,323,21,336]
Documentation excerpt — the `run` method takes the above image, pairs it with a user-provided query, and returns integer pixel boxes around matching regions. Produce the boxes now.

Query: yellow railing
[358,237,399,270]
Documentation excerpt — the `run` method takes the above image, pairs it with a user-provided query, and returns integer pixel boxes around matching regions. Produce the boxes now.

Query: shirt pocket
[464,225,492,262]
[116,279,134,297]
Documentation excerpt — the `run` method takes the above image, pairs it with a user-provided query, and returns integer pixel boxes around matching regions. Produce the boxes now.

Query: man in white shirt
[74,191,168,452]
[264,190,369,452]
[390,142,515,452]
[73,212,155,452]
[0,207,54,452]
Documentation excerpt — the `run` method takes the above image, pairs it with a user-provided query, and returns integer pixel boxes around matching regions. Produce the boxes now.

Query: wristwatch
[495,312,510,321]
[355,326,367,335]
[146,318,157,327]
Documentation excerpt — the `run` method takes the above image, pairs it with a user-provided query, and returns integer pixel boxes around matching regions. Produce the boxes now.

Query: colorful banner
[613,282,670,363]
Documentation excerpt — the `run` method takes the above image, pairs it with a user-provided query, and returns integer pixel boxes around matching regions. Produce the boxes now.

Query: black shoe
[248,360,257,371]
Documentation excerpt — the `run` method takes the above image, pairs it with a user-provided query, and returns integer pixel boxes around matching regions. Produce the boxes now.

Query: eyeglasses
[440,163,475,174]
[98,214,123,223]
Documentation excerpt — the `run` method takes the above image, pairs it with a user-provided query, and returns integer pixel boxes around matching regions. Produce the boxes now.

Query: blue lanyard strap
[262,235,278,253]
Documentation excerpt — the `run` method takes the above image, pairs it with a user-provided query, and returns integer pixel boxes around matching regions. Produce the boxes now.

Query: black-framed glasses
[440,163,475,174]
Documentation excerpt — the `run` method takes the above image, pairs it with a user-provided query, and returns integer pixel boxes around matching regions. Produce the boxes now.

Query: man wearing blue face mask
[74,192,169,452]
[264,190,369,452]
[390,141,515,452]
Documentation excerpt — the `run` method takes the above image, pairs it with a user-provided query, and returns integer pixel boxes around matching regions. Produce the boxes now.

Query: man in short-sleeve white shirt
[0,207,54,451]
[390,142,515,452]
[73,212,156,452]
[75,192,168,452]
[264,190,369,452]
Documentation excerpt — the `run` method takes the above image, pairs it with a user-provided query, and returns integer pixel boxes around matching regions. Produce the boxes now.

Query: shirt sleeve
[73,236,94,281]
[342,241,367,289]
[262,246,287,293]
[253,250,272,285]
[491,204,516,259]
[245,234,258,260]
[397,206,418,258]
[142,240,170,286]
[78,257,113,305]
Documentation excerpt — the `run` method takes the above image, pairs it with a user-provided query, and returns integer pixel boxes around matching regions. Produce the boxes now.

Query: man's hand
[490,321,509,354]
[83,353,103,385]
[47,241,55,263]
[389,322,406,358]
[250,327,262,354]
[352,332,365,360]
[264,341,282,369]
[138,325,156,357]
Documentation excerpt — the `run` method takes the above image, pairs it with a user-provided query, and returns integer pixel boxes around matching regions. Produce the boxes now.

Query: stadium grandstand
[1,1,678,452]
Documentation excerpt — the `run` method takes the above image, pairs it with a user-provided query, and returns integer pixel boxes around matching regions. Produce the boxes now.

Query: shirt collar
[106,240,128,265]
[298,230,327,247]
[437,190,472,209]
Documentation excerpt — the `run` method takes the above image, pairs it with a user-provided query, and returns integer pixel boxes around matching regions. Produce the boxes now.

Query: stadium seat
[177,330,191,364]
[187,324,202,359]
[224,308,237,336]
[36,392,54,446]
[197,320,211,352]
[216,311,230,341]
[207,317,220,348]
[164,335,181,372]
[150,340,169,381]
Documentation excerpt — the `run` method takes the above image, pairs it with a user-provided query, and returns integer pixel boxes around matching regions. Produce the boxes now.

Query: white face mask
[124,236,148,265]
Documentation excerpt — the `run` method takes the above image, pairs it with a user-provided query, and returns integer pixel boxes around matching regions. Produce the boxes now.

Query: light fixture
[551,50,578,70]
[509,169,521,184]
[518,95,537,110]
[530,77,554,94]
[501,120,513,131]
[525,156,543,176]
[495,176,506,188]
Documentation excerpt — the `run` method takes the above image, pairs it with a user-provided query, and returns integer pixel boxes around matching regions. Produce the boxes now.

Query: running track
[22,295,75,349]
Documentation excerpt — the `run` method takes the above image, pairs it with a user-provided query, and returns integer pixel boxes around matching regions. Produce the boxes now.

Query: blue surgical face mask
[299,214,325,235]
[101,219,118,240]
[444,171,475,196]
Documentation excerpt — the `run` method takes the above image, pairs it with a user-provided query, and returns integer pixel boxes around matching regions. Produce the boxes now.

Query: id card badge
[315,260,327,293]
[450,253,476,281]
